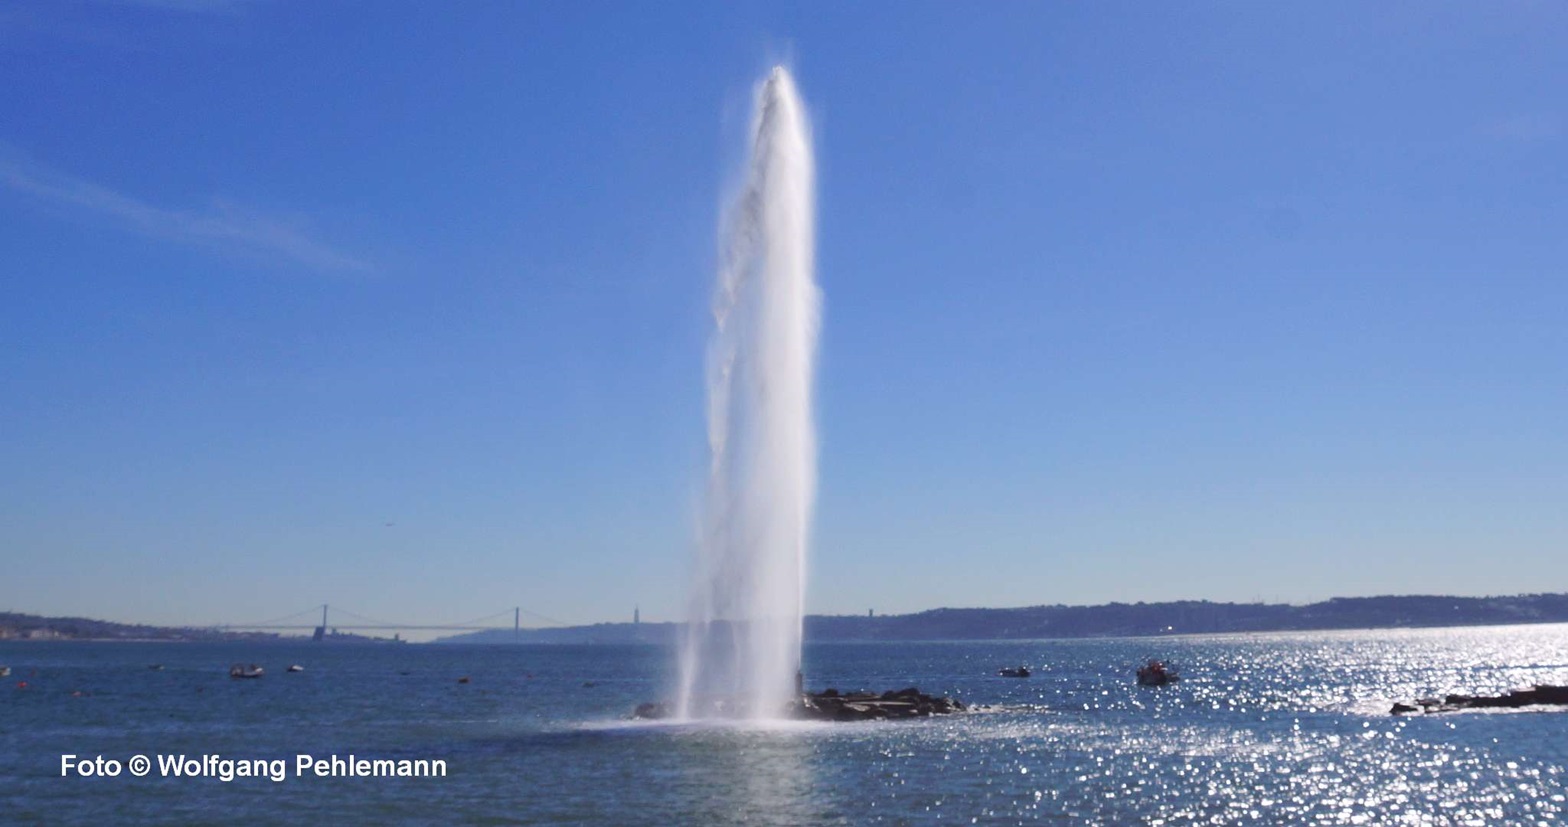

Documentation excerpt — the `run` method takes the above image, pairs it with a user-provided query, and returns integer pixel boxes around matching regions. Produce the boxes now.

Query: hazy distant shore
[9,594,1568,646]
[436,593,1568,645]
[0,613,385,645]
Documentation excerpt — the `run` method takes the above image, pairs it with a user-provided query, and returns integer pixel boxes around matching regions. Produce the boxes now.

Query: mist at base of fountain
[675,66,819,721]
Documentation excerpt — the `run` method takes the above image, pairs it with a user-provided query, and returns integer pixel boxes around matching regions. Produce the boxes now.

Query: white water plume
[676,66,819,720]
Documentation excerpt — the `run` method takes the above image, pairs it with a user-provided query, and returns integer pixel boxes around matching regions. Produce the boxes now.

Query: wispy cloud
[0,151,371,275]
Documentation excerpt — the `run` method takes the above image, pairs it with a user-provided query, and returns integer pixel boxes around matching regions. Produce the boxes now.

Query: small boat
[998,666,1031,678]
[0,666,9,677]
[229,663,264,679]
[1136,659,1179,686]
[286,664,304,673]
[148,664,164,671]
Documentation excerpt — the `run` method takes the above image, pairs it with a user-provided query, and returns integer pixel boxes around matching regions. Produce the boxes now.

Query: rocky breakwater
[798,687,965,721]
[631,686,966,722]
[1391,684,1568,715]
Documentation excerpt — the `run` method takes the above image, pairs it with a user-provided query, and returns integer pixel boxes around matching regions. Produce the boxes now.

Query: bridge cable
[221,604,329,629]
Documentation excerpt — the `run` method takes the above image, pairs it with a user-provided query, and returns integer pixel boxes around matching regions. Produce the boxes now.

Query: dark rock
[633,701,671,720]
[1391,685,1568,714]
[799,686,965,722]
[631,686,967,722]
[1535,685,1568,704]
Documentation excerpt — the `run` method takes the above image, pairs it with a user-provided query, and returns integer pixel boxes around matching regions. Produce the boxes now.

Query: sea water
[3,624,1567,824]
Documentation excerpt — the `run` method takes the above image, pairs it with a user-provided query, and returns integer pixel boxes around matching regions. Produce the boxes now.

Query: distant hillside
[805,594,1568,640]
[0,611,286,642]
[434,593,1568,645]
[14,594,1568,646]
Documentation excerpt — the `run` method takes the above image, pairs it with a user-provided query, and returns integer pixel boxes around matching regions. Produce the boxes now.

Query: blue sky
[2,1,1564,631]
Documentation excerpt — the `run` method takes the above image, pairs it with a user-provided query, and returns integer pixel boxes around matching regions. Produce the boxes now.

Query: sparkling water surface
[4,624,1567,825]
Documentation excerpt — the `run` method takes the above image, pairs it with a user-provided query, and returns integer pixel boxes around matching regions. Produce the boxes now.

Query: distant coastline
[441,593,1568,645]
[0,612,392,644]
[7,594,1568,646]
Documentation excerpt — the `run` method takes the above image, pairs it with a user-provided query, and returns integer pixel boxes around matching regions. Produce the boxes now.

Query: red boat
[1136,659,1179,686]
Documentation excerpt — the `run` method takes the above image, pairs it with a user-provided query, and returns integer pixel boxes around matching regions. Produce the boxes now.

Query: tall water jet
[676,66,819,720]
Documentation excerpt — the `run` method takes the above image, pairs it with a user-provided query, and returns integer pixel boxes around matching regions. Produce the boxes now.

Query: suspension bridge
[215,604,571,640]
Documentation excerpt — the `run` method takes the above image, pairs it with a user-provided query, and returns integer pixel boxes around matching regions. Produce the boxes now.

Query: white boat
[229,663,264,679]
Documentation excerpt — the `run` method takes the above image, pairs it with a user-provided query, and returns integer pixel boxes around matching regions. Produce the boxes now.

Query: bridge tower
[313,604,327,642]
